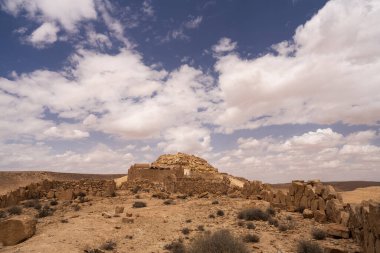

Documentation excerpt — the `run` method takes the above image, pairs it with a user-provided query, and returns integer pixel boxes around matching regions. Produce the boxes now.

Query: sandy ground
[340,186,380,204]
[1,190,361,253]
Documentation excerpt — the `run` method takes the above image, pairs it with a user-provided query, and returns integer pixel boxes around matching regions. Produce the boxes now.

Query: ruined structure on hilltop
[126,153,230,194]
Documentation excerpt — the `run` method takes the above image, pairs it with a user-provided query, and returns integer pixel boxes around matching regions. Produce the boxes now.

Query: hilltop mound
[151,152,218,173]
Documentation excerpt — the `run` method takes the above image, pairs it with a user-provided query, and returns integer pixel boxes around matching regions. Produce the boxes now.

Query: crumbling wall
[173,177,230,195]
[348,201,380,253]
[0,179,116,208]
[128,166,183,183]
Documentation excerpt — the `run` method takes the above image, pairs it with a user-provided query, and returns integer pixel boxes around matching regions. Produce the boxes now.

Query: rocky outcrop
[0,215,37,246]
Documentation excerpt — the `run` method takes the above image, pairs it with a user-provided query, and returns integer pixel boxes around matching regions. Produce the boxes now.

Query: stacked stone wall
[0,179,116,208]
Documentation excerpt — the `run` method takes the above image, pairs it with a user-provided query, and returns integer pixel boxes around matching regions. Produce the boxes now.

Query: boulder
[326,223,350,239]
[0,215,37,246]
[318,197,326,211]
[56,189,74,201]
[311,198,319,212]
[314,210,327,223]
[315,184,324,195]
[302,209,314,219]
[338,211,350,227]
[322,185,338,200]
[326,199,344,223]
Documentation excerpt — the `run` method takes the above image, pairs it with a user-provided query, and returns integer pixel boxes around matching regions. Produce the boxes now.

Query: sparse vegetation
[8,206,22,215]
[131,186,141,194]
[266,207,276,216]
[24,199,40,208]
[50,199,58,206]
[163,199,175,205]
[187,229,249,253]
[286,215,293,220]
[37,205,54,218]
[0,210,7,218]
[78,192,86,197]
[133,201,147,208]
[297,240,323,253]
[208,214,216,219]
[73,204,81,211]
[100,240,116,251]
[181,227,190,235]
[243,233,260,243]
[238,208,269,221]
[186,219,192,223]
[164,240,186,253]
[295,206,306,213]
[246,222,255,229]
[268,217,279,227]
[278,224,289,232]
[61,218,69,223]
[216,210,225,216]
[237,221,245,227]
[197,225,205,231]
[311,228,327,240]
[212,200,219,205]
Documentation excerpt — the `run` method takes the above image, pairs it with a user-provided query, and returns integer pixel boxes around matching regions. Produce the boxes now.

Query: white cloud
[1,0,97,31]
[158,126,211,154]
[43,126,89,140]
[212,37,237,53]
[185,16,203,29]
[27,22,59,47]
[213,128,380,182]
[214,0,380,132]
[142,0,154,17]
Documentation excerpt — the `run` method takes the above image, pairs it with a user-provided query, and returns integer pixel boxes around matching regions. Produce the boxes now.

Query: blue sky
[0,0,379,183]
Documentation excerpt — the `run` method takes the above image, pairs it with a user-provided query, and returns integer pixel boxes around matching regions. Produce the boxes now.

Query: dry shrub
[216,210,225,216]
[100,240,116,251]
[297,240,323,253]
[238,208,269,221]
[181,227,190,235]
[8,206,22,215]
[132,201,146,208]
[311,228,327,240]
[187,230,248,253]
[243,233,260,243]
[164,240,185,253]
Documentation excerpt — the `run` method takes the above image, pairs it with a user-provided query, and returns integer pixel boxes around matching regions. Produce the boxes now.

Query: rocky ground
[0,189,362,253]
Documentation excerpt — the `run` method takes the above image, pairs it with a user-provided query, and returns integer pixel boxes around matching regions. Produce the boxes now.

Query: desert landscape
[0,153,379,253]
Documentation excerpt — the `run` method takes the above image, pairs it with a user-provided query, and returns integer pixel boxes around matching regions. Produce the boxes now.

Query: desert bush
[295,206,305,213]
[100,240,116,251]
[133,201,147,208]
[297,240,323,253]
[278,224,288,232]
[0,210,7,218]
[237,221,245,227]
[163,199,175,205]
[78,192,86,197]
[243,233,260,243]
[212,200,219,205]
[216,210,225,216]
[238,208,269,221]
[311,228,327,240]
[266,207,276,216]
[73,204,81,211]
[186,219,192,223]
[37,205,54,218]
[8,206,22,215]
[61,218,69,223]
[181,227,190,235]
[208,214,215,219]
[197,225,205,231]
[286,215,293,220]
[164,240,186,253]
[131,186,141,194]
[177,194,188,199]
[24,199,39,208]
[187,229,248,253]
[246,222,255,229]
[84,248,104,253]
[50,199,58,206]
[268,217,279,227]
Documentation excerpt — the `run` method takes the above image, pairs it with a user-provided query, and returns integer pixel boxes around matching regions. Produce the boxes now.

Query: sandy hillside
[1,190,361,253]
[0,171,125,195]
[340,186,380,204]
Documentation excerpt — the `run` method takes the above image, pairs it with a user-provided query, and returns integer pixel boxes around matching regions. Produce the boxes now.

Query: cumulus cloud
[27,22,59,47]
[212,37,237,53]
[43,126,89,140]
[214,0,380,132]
[213,128,380,182]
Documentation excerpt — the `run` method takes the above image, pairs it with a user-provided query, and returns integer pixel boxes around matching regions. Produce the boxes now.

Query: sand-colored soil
[1,190,361,253]
[340,186,380,204]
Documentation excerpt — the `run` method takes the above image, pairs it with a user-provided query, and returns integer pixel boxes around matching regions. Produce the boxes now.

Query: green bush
[187,230,248,253]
